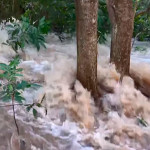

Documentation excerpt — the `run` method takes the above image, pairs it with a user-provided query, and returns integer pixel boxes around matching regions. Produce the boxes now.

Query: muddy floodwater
[0,28,150,150]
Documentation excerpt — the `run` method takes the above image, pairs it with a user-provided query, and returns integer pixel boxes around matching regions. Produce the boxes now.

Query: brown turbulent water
[0,29,150,150]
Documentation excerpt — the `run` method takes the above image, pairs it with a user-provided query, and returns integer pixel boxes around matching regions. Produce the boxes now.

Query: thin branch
[11,94,20,135]
[132,32,141,48]
[0,101,48,115]
[39,93,46,104]
[0,95,46,108]
[135,5,150,18]
[0,103,33,107]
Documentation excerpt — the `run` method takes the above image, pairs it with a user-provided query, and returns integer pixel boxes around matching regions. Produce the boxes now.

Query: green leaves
[15,95,25,103]
[9,56,20,67]
[26,106,32,112]
[18,0,111,43]
[33,108,38,118]
[30,83,42,89]
[0,63,9,71]
[0,57,40,102]
[0,56,21,81]
[26,103,42,119]
[38,16,50,34]
[36,103,42,107]
[137,117,148,127]
[5,16,47,52]
[27,25,46,51]
[133,0,150,41]
[17,80,31,90]
[8,84,13,92]
[0,57,24,102]
[0,57,42,118]
[1,94,11,102]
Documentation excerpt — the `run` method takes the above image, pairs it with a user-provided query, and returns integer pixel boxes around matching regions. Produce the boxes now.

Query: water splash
[1,27,150,149]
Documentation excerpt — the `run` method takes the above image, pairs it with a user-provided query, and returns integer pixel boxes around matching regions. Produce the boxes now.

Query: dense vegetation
[134,0,150,41]
[4,16,48,52]
[0,0,149,42]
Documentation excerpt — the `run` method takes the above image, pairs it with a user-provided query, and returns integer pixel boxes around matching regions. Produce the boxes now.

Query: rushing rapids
[0,28,150,150]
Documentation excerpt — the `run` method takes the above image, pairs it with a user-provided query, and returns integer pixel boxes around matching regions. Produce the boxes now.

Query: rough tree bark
[75,0,98,98]
[106,0,135,79]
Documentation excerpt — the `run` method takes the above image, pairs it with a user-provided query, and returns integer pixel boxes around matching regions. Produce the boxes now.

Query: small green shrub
[4,16,49,52]
[0,56,42,134]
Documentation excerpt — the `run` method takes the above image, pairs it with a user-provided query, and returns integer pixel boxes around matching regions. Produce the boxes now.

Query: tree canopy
[0,0,149,42]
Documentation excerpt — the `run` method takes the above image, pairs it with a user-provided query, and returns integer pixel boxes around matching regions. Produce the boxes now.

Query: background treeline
[0,0,150,42]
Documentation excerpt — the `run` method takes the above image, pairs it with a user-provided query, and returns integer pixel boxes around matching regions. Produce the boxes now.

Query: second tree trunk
[107,0,135,79]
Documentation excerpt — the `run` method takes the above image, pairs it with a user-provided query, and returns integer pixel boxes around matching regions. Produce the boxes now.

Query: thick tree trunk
[75,0,98,98]
[107,0,135,79]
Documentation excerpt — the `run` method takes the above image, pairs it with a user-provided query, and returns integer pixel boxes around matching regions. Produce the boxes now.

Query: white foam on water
[0,26,150,150]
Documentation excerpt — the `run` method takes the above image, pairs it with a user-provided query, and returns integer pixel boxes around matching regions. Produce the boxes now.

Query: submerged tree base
[76,0,98,98]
